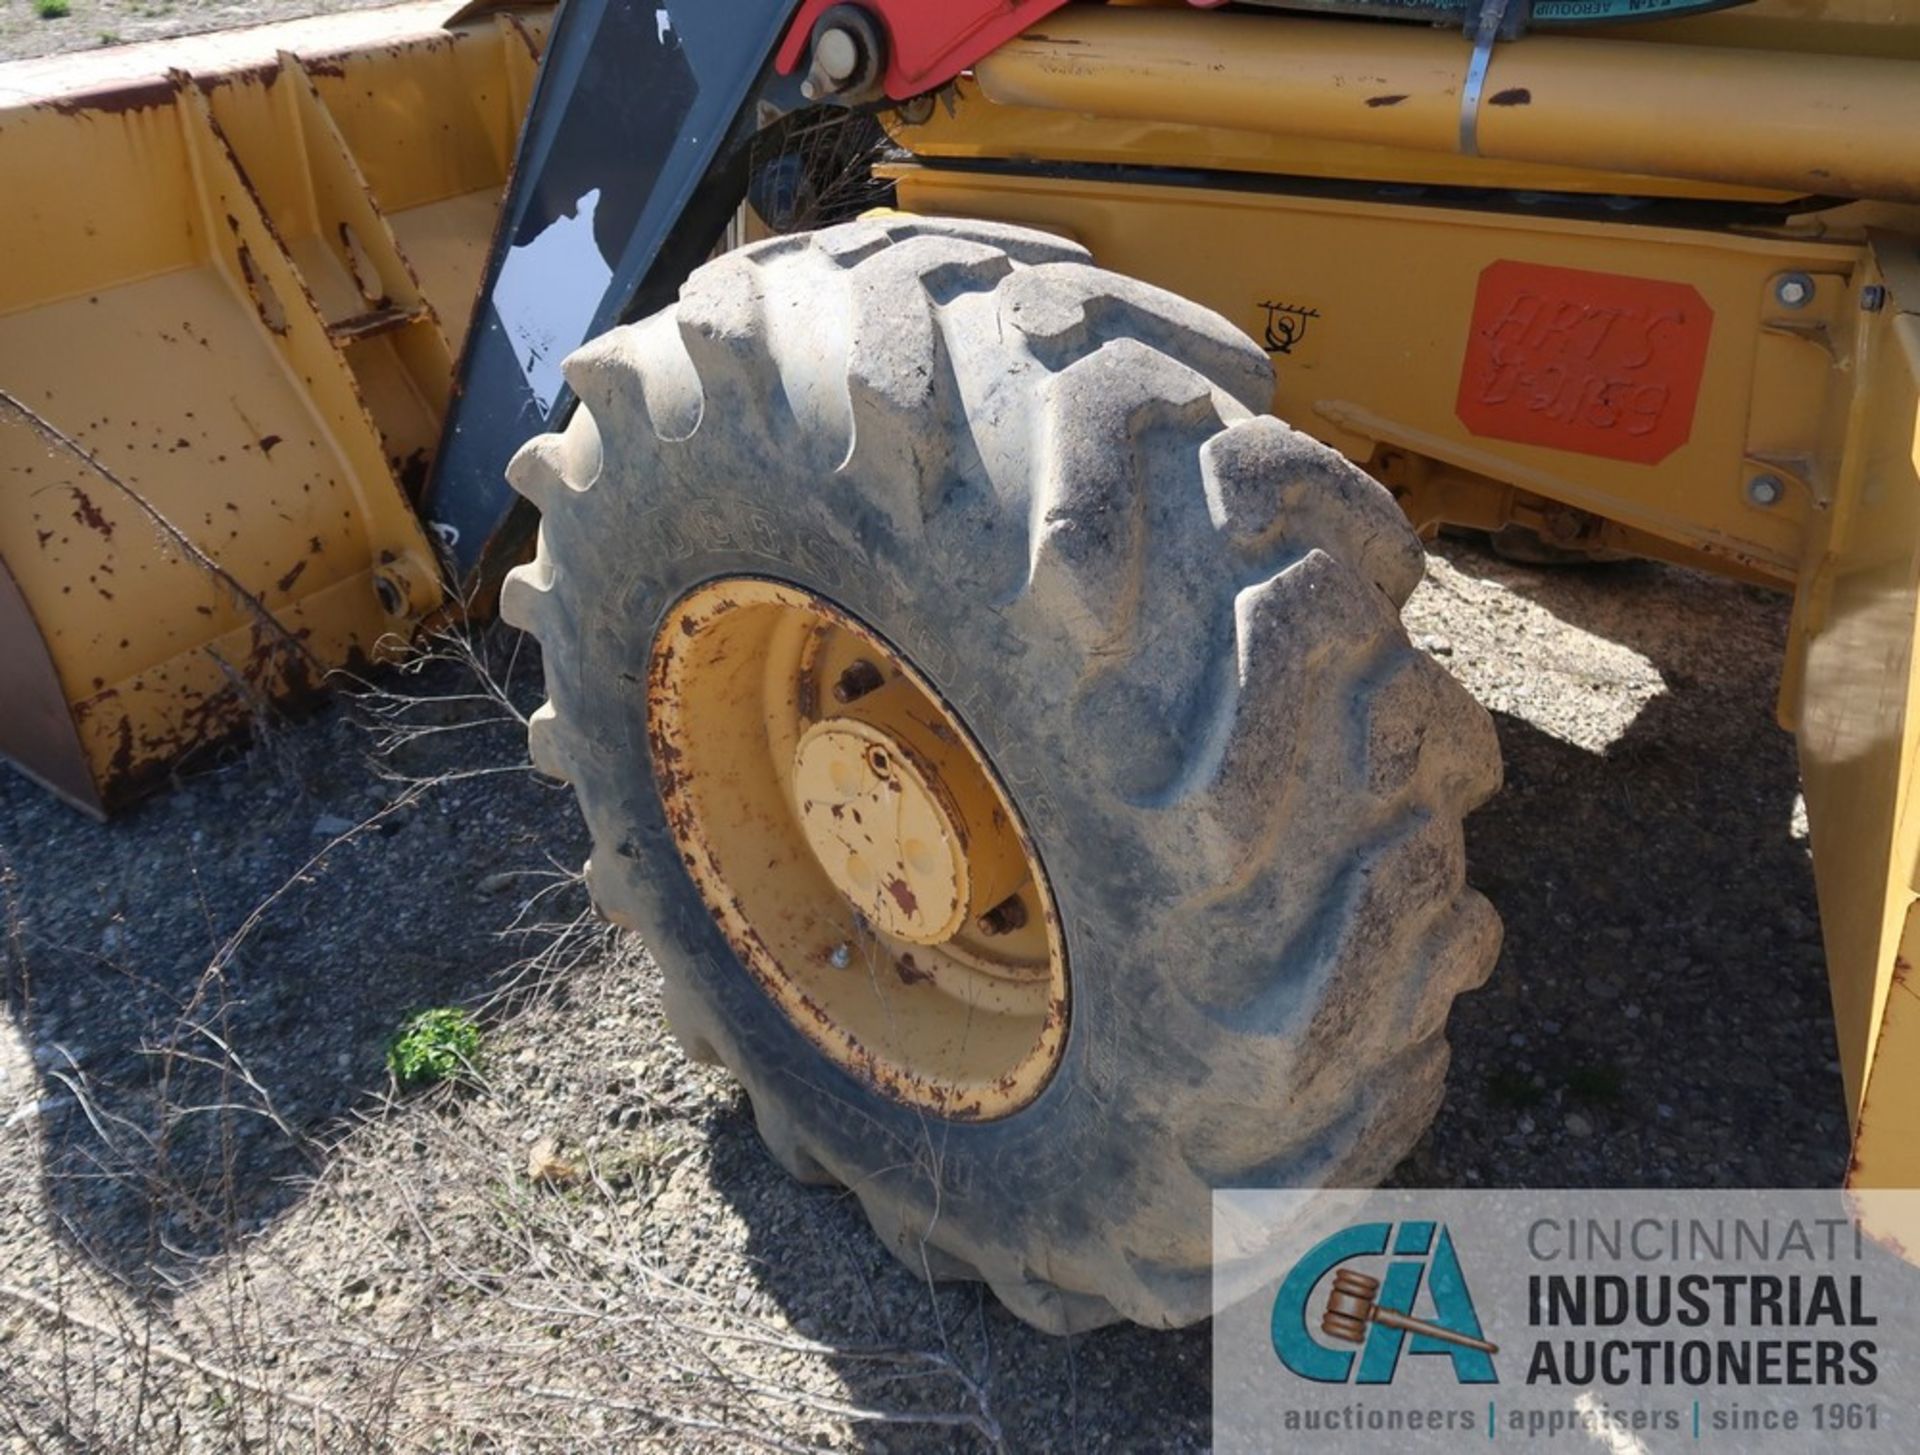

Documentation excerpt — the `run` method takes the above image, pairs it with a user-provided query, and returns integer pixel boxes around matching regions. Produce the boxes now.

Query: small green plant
[387,1007,482,1088]
[37,0,72,19]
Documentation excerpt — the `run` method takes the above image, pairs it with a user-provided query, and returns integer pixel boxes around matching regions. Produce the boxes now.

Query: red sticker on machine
[1456,261,1712,465]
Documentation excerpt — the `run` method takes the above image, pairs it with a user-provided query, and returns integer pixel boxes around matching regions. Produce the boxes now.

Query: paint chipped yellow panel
[0,2,550,811]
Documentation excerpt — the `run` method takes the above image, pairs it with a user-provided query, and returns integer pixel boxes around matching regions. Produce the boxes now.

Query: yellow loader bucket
[0,1,548,814]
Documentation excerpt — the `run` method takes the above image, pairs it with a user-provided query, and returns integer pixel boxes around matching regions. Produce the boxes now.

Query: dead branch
[0,1279,380,1445]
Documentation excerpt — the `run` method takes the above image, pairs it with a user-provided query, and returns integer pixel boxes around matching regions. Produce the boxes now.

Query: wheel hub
[645,577,1068,1120]
[792,717,970,944]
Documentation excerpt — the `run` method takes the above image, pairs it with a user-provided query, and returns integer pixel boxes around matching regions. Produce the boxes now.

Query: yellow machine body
[1,0,1916,1199]
[881,0,1920,1201]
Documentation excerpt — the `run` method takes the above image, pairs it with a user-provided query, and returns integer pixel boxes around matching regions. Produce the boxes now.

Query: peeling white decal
[491,188,614,415]
[656,6,671,42]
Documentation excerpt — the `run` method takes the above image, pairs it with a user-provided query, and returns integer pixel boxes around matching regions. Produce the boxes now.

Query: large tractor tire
[500,216,1502,1334]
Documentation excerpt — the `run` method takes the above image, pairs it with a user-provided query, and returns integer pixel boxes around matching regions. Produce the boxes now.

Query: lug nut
[1861,285,1888,313]
[832,658,884,703]
[976,895,1028,937]
[1747,473,1785,507]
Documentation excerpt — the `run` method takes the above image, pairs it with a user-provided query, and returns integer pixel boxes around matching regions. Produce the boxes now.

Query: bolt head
[373,571,408,615]
[815,26,861,83]
[1862,285,1888,313]
[832,658,884,704]
[1746,474,1785,507]
[1774,273,1814,309]
[975,894,1029,937]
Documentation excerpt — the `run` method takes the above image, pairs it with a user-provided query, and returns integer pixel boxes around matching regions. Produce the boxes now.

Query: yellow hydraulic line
[972,7,1920,203]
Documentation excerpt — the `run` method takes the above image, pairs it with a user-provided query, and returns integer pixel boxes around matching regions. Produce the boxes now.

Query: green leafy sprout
[387,1007,482,1088]
[38,0,72,19]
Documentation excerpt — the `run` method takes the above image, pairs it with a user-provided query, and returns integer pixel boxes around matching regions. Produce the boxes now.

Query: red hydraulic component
[774,0,1074,101]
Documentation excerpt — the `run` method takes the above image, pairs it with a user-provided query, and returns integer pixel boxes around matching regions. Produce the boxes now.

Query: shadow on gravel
[1398,546,1847,1193]
[0,547,1850,1450]
[0,651,579,1300]
[699,1093,1215,1451]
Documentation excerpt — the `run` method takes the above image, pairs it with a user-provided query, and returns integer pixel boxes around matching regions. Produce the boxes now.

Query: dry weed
[0,618,1006,1454]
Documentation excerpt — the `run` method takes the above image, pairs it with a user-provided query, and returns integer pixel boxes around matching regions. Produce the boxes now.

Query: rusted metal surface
[647,578,1068,1122]
[0,2,551,809]
[1850,925,1920,1262]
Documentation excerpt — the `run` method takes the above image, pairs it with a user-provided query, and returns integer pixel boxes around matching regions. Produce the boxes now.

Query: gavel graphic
[1320,1269,1499,1354]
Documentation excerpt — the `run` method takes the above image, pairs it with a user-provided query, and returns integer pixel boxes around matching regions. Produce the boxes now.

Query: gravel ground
[0,538,1845,1450]
[0,0,395,63]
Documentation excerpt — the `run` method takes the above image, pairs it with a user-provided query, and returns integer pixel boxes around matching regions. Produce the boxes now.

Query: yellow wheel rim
[647,579,1069,1120]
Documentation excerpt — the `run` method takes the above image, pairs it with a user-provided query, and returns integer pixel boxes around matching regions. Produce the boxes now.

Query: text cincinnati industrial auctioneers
[1223,1194,1911,1450]
[1521,1216,1878,1387]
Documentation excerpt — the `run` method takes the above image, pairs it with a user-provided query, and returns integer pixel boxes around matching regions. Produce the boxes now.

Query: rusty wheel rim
[647,579,1068,1120]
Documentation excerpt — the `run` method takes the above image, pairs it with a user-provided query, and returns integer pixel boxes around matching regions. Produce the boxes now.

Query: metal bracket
[1458,0,1525,157]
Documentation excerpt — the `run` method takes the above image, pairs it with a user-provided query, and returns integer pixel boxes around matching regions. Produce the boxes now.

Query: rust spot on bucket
[45,78,176,117]
[69,488,113,540]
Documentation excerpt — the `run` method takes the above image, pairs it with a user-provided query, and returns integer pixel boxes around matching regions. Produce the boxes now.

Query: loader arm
[419,0,1076,583]
[419,0,796,584]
